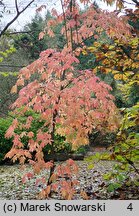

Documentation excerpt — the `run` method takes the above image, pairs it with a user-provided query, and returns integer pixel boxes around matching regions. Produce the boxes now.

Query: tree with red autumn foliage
[5,0,131,199]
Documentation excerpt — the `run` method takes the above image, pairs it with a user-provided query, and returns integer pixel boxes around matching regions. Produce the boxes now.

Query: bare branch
[0,0,4,6]
[131,0,139,6]
[0,64,26,68]
[0,0,35,38]
[15,0,19,14]
[60,0,68,48]
[7,31,32,35]
[122,0,136,5]
[70,0,73,51]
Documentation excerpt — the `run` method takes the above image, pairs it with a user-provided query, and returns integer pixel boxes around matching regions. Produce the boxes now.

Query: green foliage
[0,73,18,117]
[107,182,122,192]
[77,37,96,70]
[89,130,117,147]
[43,134,72,155]
[0,45,16,62]
[0,117,13,163]
[85,152,101,165]
[75,145,89,155]
[85,95,139,192]
[127,84,139,107]
[103,98,139,192]
[83,34,139,108]
[0,72,18,77]
[86,102,139,192]
[114,103,139,165]
[0,34,16,61]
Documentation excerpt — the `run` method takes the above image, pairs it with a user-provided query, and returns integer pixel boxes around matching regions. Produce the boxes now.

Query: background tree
[13,11,65,60]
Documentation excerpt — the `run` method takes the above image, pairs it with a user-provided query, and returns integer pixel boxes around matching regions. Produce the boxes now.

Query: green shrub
[0,117,13,164]
[89,131,117,148]
[0,73,18,117]
[75,145,89,155]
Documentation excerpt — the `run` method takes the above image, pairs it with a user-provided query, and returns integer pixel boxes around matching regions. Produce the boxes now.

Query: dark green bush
[0,73,18,117]
[89,131,116,148]
[0,117,13,164]
[75,145,89,155]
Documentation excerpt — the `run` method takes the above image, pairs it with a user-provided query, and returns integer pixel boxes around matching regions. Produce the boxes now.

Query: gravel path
[0,160,138,200]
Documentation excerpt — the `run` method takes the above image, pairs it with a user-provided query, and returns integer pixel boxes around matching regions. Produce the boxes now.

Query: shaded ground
[0,159,138,200]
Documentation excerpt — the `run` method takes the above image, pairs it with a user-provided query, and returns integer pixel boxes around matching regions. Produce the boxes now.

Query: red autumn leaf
[16,78,24,86]
[67,159,75,166]
[80,190,89,200]
[26,172,34,179]
[29,160,35,166]
[27,131,34,138]
[51,8,58,17]
[49,173,58,183]
[47,29,55,37]
[11,85,17,93]
[22,172,34,184]
[52,183,59,192]
[39,31,45,40]
[72,179,79,186]
[33,164,41,174]
[36,5,46,13]
[45,161,54,169]
[38,189,46,199]
[22,175,27,184]
[5,126,14,138]
[35,177,46,186]
[45,185,51,197]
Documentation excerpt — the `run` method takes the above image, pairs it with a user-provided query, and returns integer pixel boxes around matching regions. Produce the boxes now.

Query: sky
[0,0,135,31]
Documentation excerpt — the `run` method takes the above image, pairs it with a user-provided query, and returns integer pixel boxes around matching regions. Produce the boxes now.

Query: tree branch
[131,0,139,6]
[0,64,26,68]
[70,0,73,51]
[15,0,19,14]
[0,1,4,6]
[60,0,69,48]
[6,31,32,35]
[122,0,136,5]
[125,157,139,175]
[0,0,35,38]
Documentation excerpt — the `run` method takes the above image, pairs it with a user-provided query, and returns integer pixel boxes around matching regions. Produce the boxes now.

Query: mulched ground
[0,160,138,200]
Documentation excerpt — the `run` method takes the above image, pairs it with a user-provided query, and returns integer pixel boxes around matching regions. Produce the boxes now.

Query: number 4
[127,203,133,211]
